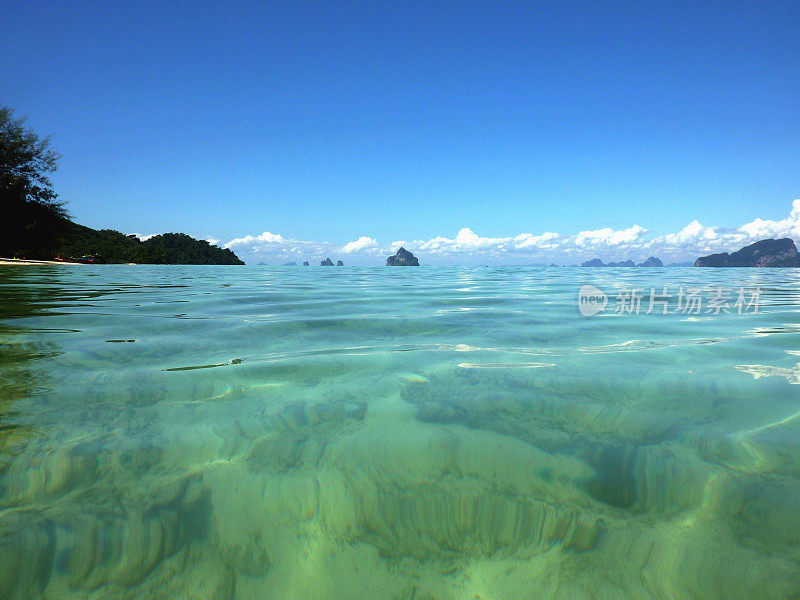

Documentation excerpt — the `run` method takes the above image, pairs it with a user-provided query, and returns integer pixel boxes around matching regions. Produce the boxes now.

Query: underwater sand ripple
[2,266,800,599]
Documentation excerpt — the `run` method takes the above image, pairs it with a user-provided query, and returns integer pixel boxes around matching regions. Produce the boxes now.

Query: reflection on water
[0,269,62,474]
[1,265,800,599]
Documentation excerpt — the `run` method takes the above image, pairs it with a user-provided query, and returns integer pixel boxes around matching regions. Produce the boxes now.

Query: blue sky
[3,1,799,264]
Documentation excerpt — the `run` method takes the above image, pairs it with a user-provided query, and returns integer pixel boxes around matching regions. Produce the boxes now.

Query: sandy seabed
[2,265,800,599]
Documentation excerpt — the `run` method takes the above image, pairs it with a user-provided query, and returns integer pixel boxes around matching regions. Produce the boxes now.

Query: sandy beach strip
[0,257,85,265]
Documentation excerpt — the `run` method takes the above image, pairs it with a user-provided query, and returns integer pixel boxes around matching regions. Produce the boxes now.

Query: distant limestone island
[695,238,800,267]
[580,256,663,267]
[284,259,345,266]
[285,258,346,266]
[386,247,419,266]
[290,248,420,266]
[319,258,345,266]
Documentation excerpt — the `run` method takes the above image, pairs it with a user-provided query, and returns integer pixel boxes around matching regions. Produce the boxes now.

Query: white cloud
[222,230,329,263]
[225,231,285,248]
[574,228,613,246]
[340,236,379,253]
[454,228,505,249]
[418,228,508,253]
[217,198,800,265]
[574,225,647,246]
[656,220,718,246]
[609,224,647,245]
[640,202,800,261]
[737,199,800,239]
[513,232,560,249]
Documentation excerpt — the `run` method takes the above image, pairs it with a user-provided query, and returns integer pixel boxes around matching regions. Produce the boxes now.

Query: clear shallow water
[1,265,800,599]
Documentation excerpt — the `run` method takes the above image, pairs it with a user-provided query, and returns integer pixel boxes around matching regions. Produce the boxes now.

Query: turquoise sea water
[1,265,800,599]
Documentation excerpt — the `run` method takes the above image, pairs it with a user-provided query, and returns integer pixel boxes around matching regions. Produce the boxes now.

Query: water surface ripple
[1,265,800,599]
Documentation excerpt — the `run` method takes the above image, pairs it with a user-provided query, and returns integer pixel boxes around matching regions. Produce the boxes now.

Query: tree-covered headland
[0,107,244,264]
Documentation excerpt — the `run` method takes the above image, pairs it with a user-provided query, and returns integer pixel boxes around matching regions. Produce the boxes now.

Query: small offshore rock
[386,247,419,266]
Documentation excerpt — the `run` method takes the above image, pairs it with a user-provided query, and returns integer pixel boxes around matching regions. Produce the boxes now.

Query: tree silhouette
[0,106,66,218]
[0,107,244,263]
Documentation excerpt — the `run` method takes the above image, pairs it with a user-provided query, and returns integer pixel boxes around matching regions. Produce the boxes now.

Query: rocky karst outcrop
[695,238,800,267]
[386,247,419,266]
[638,257,664,267]
[581,257,663,267]
[319,258,345,266]
[580,259,605,267]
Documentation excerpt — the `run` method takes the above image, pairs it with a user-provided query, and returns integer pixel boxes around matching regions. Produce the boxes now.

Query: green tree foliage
[0,106,245,264]
[1,106,71,258]
[6,219,244,264]
[0,106,65,217]
[141,233,244,264]
[54,227,244,264]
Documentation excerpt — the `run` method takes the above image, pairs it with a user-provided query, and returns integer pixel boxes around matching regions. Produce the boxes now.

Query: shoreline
[0,257,85,265]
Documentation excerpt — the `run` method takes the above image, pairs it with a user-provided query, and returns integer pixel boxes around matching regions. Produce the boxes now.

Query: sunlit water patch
[1,265,800,599]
